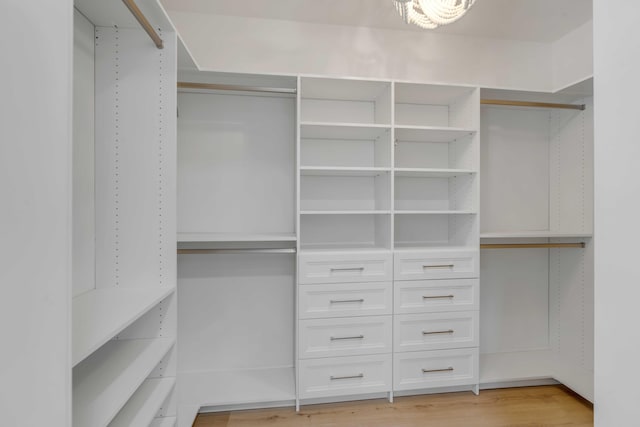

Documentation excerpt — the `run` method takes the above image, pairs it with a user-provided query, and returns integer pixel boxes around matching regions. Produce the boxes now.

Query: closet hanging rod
[480,243,585,249]
[480,99,585,111]
[178,82,297,95]
[121,0,163,49]
[177,248,297,255]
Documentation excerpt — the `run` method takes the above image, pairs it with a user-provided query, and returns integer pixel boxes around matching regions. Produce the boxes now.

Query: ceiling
[160,0,592,43]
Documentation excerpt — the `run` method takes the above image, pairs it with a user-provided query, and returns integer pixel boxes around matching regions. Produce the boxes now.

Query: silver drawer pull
[422,329,454,335]
[330,373,364,380]
[330,298,365,304]
[422,264,454,269]
[330,267,365,272]
[422,367,454,373]
[330,335,365,341]
[423,295,454,299]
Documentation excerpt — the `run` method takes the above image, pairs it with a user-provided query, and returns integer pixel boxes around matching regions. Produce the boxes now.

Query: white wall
[593,1,640,425]
[0,1,72,425]
[552,20,593,91]
[169,11,553,91]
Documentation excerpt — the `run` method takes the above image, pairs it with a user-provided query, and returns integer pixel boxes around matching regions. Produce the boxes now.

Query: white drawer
[393,348,479,391]
[395,279,479,314]
[299,282,392,319]
[394,249,478,281]
[299,251,392,284]
[299,316,392,359]
[299,354,392,399]
[394,312,478,352]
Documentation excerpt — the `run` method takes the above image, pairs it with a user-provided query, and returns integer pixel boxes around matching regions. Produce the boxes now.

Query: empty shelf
[73,286,175,366]
[394,168,476,178]
[110,378,176,427]
[301,210,391,215]
[177,232,297,243]
[395,210,476,215]
[73,338,175,427]
[300,166,391,176]
[480,231,593,239]
[394,126,475,143]
[300,122,391,140]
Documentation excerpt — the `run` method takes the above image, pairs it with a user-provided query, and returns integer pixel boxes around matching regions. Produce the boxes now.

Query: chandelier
[393,0,477,29]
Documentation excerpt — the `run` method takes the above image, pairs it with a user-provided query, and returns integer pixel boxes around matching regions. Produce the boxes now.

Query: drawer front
[394,312,478,352]
[299,252,392,284]
[394,250,478,281]
[299,316,392,359]
[393,348,479,391]
[299,354,392,399]
[395,279,479,314]
[299,282,392,319]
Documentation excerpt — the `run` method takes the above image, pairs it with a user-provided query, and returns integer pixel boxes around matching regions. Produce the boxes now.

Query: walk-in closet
[8,1,640,426]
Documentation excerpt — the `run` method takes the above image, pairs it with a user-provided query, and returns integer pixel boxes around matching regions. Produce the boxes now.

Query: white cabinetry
[71,2,178,425]
[479,88,594,401]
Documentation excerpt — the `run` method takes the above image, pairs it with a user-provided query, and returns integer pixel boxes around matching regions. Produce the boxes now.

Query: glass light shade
[393,0,477,29]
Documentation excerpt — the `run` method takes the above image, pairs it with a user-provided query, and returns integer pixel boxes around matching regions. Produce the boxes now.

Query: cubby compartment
[301,77,392,125]
[301,172,391,213]
[394,213,478,249]
[394,172,476,213]
[300,123,391,169]
[301,214,391,251]
[394,128,476,170]
[394,83,477,129]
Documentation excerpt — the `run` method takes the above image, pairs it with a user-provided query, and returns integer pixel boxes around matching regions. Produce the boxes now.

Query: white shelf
[480,231,593,239]
[393,244,477,252]
[299,245,392,253]
[300,166,391,176]
[179,367,295,408]
[110,378,176,427]
[300,122,390,140]
[394,126,475,143]
[395,210,477,215]
[177,232,297,243]
[480,350,553,384]
[73,338,175,427]
[150,416,177,427]
[394,168,476,178]
[73,286,175,366]
[301,210,392,215]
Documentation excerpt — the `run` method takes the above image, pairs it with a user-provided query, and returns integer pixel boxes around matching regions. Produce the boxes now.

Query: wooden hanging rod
[122,0,163,49]
[480,99,585,111]
[480,243,585,249]
[178,82,297,95]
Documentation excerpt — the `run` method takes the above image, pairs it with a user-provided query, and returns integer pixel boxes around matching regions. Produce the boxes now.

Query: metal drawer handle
[330,335,365,341]
[422,367,454,373]
[330,373,364,380]
[330,267,365,272]
[422,329,454,335]
[330,299,365,304]
[422,264,454,269]
[422,295,454,299]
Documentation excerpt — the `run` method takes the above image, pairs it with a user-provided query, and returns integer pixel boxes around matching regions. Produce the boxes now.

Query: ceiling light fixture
[393,0,477,29]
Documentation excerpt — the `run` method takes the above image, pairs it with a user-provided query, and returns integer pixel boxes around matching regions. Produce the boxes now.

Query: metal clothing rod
[178,82,297,95]
[480,243,585,249]
[177,248,296,254]
[122,0,164,49]
[481,99,585,111]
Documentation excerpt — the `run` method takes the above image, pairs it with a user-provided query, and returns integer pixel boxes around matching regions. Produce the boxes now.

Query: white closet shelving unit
[175,70,298,425]
[479,86,594,401]
[72,0,178,425]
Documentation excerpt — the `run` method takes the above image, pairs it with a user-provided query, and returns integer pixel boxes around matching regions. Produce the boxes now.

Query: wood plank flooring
[193,385,593,427]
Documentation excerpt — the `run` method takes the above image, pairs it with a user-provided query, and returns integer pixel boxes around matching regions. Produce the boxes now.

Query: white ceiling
[161,0,592,43]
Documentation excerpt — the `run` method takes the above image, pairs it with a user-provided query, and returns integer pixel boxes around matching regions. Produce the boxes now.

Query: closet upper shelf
[480,231,593,239]
[72,286,175,366]
[178,232,297,243]
[300,122,391,139]
[394,168,476,178]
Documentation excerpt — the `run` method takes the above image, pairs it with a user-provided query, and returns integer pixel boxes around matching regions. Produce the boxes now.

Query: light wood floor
[193,386,593,427]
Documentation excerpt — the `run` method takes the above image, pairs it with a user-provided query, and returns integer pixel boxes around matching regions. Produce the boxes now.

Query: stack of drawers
[297,251,394,400]
[393,249,480,393]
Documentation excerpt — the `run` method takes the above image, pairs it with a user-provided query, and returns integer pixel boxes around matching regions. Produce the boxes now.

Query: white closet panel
[177,92,295,234]
[73,9,96,297]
